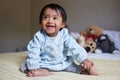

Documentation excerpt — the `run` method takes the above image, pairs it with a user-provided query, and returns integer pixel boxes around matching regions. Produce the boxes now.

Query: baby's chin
[45,30,57,37]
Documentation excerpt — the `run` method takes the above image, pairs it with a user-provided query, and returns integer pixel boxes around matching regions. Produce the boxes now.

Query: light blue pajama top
[26,28,87,71]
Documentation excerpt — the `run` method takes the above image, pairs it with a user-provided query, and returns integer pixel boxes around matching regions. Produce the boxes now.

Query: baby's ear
[61,24,65,28]
[62,21,67,27]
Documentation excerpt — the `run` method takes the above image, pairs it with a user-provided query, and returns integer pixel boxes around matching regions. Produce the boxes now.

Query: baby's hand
[80,59,99,75]
[80,59,93,70]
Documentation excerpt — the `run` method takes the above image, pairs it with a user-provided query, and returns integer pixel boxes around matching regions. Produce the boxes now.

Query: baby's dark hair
[39,3,68,28]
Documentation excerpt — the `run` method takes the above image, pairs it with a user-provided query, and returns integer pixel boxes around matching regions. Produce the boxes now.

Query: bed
[0,30,120,80]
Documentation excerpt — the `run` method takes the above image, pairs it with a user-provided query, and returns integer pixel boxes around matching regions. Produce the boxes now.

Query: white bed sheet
[88,53,120,60]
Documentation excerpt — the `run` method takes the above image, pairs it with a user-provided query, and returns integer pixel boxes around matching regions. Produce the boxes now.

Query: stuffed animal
[94,34,120,54]
[70,30,97,53]
[84,40,96,53]
[70,32,85,47]
[77,32,96,53]
[85,25,103,41]
[76,34,85,47]
[70,32,96,53]
[79,25,104,53]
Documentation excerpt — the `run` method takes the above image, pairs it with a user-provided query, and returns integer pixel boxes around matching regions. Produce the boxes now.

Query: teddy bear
[85,25,103,41]
[94,34,120,54]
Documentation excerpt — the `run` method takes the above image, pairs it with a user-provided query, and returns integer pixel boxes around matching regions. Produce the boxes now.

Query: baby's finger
[81,63,87,69]
[81,63,84,67]
[26,71,34,77]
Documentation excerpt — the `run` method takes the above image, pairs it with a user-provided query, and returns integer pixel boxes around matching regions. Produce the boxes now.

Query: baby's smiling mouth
[46,25,55,28]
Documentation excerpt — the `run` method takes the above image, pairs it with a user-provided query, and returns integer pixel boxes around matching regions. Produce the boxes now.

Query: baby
[20,3,99,77]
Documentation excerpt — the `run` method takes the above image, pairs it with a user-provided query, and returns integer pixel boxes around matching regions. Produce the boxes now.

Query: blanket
[0,51,120,80]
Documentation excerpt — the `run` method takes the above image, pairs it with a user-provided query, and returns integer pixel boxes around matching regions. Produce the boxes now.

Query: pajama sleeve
[26,31,42,70]
[63,29,87,64]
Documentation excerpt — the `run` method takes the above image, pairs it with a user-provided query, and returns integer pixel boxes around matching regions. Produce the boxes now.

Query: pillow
[104,30,120,50]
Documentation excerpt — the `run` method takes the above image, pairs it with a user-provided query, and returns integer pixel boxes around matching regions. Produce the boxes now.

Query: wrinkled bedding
[0,52,120,80]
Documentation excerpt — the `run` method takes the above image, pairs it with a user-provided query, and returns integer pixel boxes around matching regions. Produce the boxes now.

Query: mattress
[0,51,120,80]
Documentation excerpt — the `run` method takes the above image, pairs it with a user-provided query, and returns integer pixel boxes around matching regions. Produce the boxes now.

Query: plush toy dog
[84,40,96,53]
[77,32,97,53]
[94,34,120,54]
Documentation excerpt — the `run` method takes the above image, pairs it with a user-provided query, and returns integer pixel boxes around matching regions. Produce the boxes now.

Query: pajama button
[51,48,54,51]
[50,54,54,58]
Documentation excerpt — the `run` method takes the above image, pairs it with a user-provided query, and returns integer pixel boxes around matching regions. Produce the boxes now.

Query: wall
[0,0,120,52]
[31,0,120,34]
[0,0,31,52]
[66,0,120,32]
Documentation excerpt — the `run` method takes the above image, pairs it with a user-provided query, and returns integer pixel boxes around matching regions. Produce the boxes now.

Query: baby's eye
[43,16,48,20]
[53,17,58,20]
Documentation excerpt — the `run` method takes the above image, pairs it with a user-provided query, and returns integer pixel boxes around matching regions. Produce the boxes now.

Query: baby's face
[41,8,65,37]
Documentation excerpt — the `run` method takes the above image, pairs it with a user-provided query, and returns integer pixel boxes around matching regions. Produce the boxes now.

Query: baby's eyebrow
[43,14,60,18]
[53,15,59,17]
